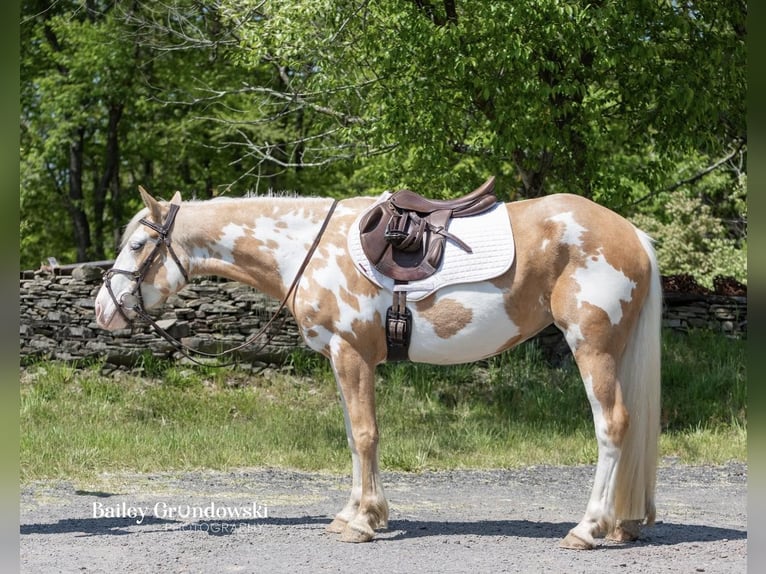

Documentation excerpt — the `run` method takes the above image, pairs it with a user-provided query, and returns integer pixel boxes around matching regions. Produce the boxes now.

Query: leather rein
[102,199,338,367]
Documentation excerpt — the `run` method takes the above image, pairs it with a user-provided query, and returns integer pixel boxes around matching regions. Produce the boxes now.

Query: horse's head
[95,187,189,330]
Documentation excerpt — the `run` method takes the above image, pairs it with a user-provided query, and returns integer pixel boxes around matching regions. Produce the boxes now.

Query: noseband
[103,202,188,325]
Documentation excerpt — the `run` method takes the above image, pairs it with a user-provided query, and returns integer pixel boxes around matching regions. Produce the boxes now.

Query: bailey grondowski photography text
[92,500,270,533]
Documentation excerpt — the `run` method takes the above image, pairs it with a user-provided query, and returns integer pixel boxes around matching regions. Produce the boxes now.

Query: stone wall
[19,264,746,370]
[20,265,302,370]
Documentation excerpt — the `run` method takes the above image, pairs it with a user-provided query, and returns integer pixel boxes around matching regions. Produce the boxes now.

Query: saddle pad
[348,194,515,301]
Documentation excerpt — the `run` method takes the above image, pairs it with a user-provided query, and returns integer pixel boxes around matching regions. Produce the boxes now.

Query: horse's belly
[407,282,520,365]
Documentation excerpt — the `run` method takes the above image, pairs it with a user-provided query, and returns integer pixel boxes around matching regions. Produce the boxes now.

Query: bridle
[103,202,188,326]
[102,199,338,366]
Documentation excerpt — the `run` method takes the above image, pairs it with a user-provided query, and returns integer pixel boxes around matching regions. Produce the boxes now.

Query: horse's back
[507,193,652,286]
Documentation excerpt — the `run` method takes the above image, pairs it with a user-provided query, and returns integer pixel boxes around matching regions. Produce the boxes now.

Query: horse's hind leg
[561,345,629,549]
[327,342,388,542]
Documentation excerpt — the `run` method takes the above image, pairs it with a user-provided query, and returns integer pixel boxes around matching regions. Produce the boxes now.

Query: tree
[20,0,255,267]
[21,0,136,262]
[20,0,746,273]
[214,0,746,201]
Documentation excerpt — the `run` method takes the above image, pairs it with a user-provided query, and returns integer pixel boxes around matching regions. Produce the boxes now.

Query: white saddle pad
[348,194,515,301]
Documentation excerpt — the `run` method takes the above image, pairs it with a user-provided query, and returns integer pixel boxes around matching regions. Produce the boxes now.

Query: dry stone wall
[19,264,746,370]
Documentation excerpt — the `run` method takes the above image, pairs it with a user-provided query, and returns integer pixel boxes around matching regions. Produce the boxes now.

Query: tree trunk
[68,127,91,261]
[512,149,553,198]
[94,102,124,259]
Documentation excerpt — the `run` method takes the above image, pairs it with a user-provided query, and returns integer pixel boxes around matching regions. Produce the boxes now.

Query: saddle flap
[359,202,454,282]
[358,200,394,266]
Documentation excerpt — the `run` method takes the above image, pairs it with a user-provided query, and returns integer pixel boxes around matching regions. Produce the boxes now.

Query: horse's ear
[170,191,182,205]
[138,185,162,222]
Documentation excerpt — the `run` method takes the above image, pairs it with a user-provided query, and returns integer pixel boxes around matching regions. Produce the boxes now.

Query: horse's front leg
[324,382,363,534]
[327,342,388,542]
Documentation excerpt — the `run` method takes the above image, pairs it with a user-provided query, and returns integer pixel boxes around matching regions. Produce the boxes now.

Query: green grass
[20,330,746,482]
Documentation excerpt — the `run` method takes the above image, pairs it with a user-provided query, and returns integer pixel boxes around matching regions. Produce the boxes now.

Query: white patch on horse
[572,251,636,325]
[549,212,588,247]
[301,323,334,354]
[541,238,550,251]
[162,258,186,293]
[408,283,520,365]
[213,223,247,264]
[254,210,317,285]
[564,323,584,351]
[305,249,384,334]
[102,229,153,310]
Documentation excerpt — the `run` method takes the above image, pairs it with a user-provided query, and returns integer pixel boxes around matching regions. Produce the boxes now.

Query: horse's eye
[129,240,145,252]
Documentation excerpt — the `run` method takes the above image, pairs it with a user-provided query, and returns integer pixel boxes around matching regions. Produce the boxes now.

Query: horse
[94,182,661,549]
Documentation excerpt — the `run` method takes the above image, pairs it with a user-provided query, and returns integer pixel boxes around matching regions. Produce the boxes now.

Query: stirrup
[385,288,411,361]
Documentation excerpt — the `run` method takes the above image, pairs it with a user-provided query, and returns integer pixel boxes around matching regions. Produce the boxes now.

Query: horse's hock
[19,263,747,370]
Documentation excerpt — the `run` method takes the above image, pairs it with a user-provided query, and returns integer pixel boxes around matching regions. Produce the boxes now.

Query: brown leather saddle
[358,177,498,360]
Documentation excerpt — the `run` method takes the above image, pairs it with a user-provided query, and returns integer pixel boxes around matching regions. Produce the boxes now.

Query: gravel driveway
[20,459,746,573]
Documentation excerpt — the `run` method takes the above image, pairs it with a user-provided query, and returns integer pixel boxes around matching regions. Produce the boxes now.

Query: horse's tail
[613,228,662,525]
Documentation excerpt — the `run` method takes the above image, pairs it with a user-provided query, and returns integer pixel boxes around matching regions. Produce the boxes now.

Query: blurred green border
[2,2,20,572]
[747,3,762,570]
[8,2,757,570]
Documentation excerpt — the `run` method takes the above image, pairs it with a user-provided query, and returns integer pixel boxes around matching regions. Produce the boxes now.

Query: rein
[103,199,338,367]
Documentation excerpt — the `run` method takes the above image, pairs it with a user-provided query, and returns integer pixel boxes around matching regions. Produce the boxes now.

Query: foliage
[630,154,747,287]
[20,1,746,286]
[221,0,745,197]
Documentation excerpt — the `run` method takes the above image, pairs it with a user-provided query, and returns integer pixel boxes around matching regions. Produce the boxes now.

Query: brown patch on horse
[414,297,473,339]
[295,272,387,365]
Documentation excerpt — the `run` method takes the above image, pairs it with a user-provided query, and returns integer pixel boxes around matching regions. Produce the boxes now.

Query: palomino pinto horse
[95,183,661,549]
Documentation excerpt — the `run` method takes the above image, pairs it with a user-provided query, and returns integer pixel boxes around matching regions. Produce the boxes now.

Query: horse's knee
[351,426,379,453]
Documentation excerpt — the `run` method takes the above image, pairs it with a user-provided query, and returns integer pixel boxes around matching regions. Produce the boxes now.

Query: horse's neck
[179,197,334,300]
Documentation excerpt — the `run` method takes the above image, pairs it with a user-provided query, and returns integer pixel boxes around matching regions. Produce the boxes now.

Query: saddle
[358,176,498,360]
[359,176,497,282]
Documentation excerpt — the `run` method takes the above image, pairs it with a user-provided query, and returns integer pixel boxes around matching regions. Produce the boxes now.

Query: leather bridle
[103,202,188,326]
[101,199,338,366]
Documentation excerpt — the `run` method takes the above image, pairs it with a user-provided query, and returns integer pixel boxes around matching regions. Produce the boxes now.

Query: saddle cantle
[359,176,497,282]
[358,177,499,361]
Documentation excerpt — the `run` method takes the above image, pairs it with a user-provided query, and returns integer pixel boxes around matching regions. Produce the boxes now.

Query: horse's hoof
[560,531,595,550]
[340,524,375,543]
[325,517,347,534]
[607,520,641,542]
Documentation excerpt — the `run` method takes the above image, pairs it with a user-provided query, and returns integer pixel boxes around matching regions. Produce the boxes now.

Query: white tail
[613,228,662,523]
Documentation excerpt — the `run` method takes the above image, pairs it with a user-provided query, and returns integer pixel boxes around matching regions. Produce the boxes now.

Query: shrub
[631,182,746,288]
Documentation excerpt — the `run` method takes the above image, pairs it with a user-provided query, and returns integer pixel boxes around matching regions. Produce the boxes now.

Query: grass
[20,330,746,482]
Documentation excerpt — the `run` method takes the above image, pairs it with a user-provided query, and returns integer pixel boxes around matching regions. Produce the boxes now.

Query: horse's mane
[119,191,325,248]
